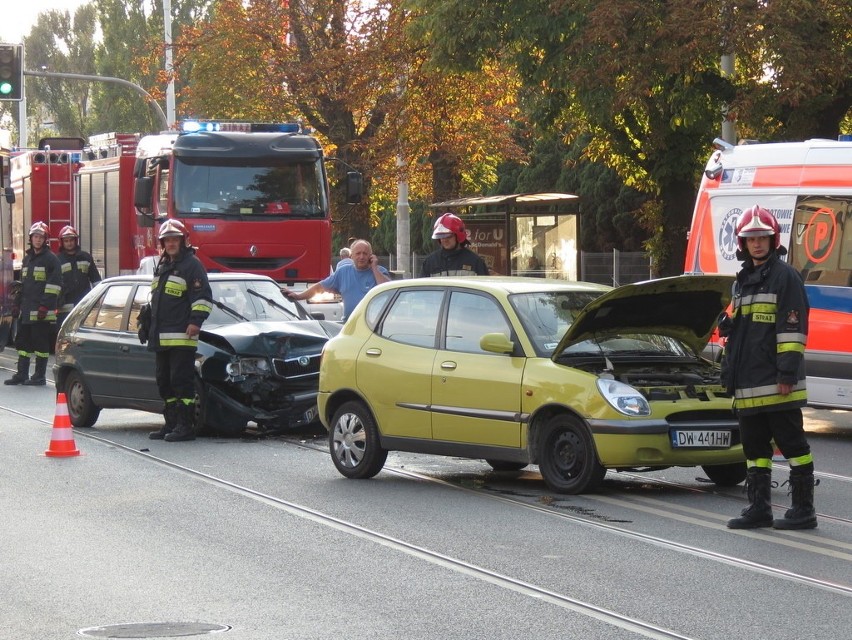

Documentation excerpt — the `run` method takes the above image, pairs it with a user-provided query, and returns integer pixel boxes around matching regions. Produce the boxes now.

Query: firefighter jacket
[58,248,102,313]
[20,246,61,325]
[421,245,490,277]
[721,252,808,415]
[147,247,212,351]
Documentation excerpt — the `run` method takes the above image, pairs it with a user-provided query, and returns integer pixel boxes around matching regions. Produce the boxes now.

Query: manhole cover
[78,622,231,638]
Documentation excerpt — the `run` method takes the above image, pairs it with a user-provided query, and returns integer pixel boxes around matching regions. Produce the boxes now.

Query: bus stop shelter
[430,193,580,278]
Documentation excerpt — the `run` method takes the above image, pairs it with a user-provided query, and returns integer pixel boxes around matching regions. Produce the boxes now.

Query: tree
[727,0,852,140]
[19,5,99,142]
[414,0,852,276]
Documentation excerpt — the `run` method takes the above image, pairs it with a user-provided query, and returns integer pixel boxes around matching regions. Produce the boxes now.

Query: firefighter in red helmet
[5,222,61,386]
[420,213,489,277]
[146,219,212,442]
[55,225,101,343]
[720,205,816,530]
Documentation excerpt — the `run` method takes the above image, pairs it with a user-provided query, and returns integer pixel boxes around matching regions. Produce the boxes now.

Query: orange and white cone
[44,393,81,458]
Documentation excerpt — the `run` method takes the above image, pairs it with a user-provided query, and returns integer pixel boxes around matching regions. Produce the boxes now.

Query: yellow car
[318,275,745,494]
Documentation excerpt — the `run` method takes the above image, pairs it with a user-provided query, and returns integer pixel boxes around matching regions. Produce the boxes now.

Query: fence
[375,250,652,286]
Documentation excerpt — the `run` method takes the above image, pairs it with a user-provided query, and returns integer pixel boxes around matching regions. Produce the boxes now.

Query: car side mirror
[480,332,514,355]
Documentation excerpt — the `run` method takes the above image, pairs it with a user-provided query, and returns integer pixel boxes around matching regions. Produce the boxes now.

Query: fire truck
[130,120,360,289]
[9,136,88,272]
[9,121,359,319]
[685,137,852,410]
[0,139,15,348]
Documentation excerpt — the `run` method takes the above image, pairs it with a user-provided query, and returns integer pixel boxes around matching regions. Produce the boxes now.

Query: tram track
[5,396,852,637]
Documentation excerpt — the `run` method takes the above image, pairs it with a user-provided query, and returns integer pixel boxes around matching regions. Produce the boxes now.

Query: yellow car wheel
[329,400,388,479]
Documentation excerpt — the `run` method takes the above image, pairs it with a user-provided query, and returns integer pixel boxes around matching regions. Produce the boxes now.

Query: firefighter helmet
[28,221,49,238]
[158,219,190,246]
[432,213,468,244]
[59,225,79,240]
[736,205,781,251]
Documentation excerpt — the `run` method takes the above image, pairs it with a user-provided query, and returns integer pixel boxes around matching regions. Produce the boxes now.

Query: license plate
[670,430,731,449]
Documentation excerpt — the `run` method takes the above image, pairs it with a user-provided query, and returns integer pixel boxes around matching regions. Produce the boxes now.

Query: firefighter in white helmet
[5,222,61,386]
[721,205,816,530]
[146,219,212,442]
[55,225,101,342]
[420,213,490,277]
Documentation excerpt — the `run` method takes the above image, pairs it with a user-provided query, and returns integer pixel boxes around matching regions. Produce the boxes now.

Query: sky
[2,0,89,45]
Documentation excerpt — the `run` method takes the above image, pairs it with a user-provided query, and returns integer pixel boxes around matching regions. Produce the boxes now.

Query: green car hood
[554,275,735,356]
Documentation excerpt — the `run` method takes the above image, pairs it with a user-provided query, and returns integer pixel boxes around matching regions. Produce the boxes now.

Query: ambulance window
[793,197,851,286]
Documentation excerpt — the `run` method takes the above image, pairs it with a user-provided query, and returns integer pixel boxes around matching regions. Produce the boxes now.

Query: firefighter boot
[149,402,178,440]
[4,356,30,385]
[22,356,48,386]
[164,402,196,442]
[727,468,774,529]
[773,473,818,530]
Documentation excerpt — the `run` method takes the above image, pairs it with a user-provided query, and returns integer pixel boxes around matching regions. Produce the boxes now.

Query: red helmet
[28,221,49,238]
[432,213,468,244]
[158,219,190,246]
[59,225,79,239]
[736,205,781,251]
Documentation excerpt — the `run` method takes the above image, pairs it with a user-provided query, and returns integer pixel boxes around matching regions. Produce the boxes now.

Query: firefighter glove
[717,311,733,338]
[37,306,49,320]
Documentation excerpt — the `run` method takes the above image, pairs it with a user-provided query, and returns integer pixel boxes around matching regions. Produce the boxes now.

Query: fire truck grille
[214,257,292,271]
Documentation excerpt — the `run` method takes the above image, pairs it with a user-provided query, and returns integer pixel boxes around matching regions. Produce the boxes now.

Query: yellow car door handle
[365,348,382,357]
[440,361,457,370]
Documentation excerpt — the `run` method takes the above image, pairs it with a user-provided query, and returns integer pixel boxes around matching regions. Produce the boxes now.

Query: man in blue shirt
[285,239,389,320]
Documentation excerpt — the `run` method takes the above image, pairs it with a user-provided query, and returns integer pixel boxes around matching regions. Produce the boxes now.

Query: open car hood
[554,275,734,356]
[201,319,341,355]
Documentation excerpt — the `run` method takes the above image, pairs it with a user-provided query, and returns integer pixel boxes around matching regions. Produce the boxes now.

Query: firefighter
[420,213,490,277]
[147,220,212,442]
[721,205,816,530]
[55,225,102,335]
[5,222,61,386]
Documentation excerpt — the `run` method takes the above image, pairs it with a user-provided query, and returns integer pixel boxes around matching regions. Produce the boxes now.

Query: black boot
[4,356,30,385]
[149,402,178,440]
[165,402,196,442]
[773,473,818,530]
[22,356,48,386]
[727,468,774,529]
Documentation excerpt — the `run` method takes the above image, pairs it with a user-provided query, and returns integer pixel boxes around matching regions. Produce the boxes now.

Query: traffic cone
[44,393,80,458]
[771,439,784,462]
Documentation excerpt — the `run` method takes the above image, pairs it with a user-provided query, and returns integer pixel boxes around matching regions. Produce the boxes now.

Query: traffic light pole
[21,70,169,145]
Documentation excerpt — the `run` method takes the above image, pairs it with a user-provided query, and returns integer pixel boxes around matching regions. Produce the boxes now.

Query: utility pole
[395,154,410,277]
[163,0,176,128]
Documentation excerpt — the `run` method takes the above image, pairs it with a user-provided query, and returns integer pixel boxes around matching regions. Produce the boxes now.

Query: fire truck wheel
[64,370,101,428]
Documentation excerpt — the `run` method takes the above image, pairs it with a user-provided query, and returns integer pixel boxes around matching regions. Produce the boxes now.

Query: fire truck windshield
[172,157,327,218]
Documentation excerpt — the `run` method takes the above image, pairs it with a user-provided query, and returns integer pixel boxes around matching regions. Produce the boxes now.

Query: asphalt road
[1,353,850,640]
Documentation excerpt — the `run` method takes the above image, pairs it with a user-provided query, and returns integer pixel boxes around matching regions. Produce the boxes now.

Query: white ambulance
[685,137,852,410]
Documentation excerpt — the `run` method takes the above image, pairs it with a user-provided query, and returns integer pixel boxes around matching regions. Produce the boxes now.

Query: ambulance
[685,137,852,410]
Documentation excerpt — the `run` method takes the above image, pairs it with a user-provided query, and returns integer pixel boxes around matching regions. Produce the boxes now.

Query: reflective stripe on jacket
[147,248,212,351]
[20,246,61,325]
[58,249,102,312]
[721,253,808,415]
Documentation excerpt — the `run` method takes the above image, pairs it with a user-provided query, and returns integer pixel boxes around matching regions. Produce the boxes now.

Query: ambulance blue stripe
[805,285,852,314]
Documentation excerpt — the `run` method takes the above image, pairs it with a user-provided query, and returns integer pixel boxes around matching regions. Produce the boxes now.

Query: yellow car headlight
[596,378,651,416]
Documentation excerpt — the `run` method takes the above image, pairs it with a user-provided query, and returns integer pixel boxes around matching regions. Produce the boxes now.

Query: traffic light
[0,43,24,101]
